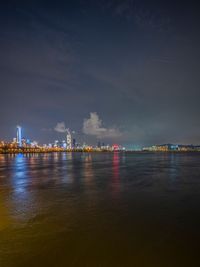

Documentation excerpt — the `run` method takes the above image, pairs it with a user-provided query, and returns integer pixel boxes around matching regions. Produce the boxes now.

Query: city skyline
[1,124,200,153]
[0,1,200,146]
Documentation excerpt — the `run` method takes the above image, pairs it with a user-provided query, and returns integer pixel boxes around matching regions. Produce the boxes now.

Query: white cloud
[83,112,121,139]
[54,122,68,133]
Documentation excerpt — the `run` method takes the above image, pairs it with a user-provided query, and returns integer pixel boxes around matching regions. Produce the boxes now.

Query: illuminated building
[62,140,67,148]
[112,144,120,151]
[22,138,27,147]
[66,129,72,149]
[54,140,59,147]
[142,144,200,152]
[16,125,22,147]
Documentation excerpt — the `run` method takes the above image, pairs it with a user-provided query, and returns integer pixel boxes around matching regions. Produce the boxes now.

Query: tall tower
[16,125,22,147]
[66,129,72,149]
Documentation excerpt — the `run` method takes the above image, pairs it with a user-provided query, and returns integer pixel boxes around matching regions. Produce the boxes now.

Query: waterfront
[1,152,200,267]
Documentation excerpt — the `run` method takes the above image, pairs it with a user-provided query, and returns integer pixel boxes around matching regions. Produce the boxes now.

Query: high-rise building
[66,129,72,149]
[16,125,22,147]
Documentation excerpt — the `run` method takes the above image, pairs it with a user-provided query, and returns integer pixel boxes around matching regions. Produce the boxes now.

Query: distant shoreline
[1,150,200,155]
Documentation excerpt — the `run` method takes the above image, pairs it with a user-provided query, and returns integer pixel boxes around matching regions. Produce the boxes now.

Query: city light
[0,126,200,154]
[0,125,127,154]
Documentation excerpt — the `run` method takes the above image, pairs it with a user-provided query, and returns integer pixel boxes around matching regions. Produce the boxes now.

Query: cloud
[54,122,68,133]
[83,112,121,139]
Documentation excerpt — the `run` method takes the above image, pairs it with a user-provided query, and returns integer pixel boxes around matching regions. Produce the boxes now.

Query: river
[0,152,200,266]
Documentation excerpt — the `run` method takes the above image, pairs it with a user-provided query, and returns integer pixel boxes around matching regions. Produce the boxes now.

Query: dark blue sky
[0,0,200,146]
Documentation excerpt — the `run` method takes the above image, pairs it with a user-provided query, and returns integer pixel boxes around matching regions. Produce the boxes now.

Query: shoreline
[1,150,200,155]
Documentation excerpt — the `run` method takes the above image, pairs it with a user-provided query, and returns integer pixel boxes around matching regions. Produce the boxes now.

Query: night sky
[0,0,200,147]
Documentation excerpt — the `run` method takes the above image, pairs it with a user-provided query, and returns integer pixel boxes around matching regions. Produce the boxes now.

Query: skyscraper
[16,125,22,147]
[66,129,72,149]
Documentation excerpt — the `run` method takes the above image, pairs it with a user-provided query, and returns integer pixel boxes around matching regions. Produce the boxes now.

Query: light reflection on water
[13,154,28,194]
[0,152,200,267]
[111,152,120,197]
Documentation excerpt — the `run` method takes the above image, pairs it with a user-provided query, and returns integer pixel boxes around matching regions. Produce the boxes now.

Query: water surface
[0,152,200,266]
